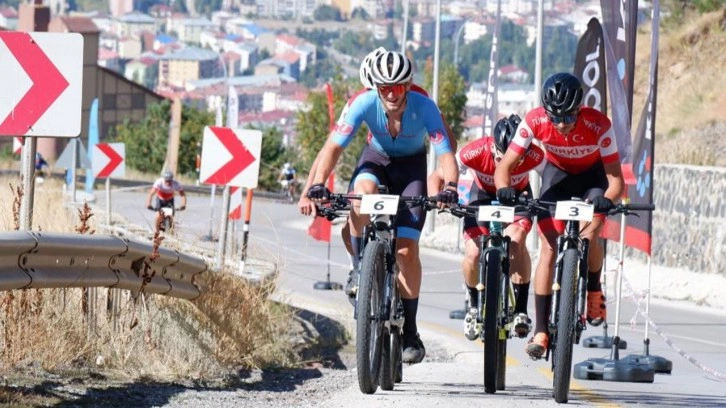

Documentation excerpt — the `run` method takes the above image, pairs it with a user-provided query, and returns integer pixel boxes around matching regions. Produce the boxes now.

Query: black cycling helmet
[163,170,174,181]
[541,72,583,115]
[493,114,522,154]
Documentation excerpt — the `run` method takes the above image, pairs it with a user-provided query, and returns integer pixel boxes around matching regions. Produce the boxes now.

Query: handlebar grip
[623,203,655,211]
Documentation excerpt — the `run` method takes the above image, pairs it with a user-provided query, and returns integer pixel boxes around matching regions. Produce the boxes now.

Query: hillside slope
[633,9,726,166]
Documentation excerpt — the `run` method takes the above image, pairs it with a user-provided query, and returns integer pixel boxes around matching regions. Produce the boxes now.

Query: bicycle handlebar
[513,196,655,217]
[313,193,445,220]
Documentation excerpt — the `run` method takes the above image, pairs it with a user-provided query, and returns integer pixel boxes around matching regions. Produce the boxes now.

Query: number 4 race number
[477,205,515,223]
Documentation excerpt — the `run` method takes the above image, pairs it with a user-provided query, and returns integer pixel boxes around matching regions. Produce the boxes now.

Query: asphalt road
[96,188,726,406]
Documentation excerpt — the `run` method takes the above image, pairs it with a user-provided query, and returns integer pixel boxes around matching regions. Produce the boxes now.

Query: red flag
[307,173,335,242]
[324,82,335,131]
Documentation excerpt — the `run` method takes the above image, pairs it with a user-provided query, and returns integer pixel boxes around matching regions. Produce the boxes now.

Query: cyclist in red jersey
[493,73,624,359]
[431,114,544,340]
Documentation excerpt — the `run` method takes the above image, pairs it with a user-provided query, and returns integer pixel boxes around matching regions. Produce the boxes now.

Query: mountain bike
[442,201,521,394]
[148,204,184,233]
[316,192,437,394]
[518,197,655,403]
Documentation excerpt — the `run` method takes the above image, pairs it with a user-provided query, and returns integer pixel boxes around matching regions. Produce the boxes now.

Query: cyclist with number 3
[307,51,459,364]
[494,73,624,359]
[430,114,544,340]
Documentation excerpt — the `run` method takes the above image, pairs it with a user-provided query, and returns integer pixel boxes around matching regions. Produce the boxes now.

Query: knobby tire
[379,328,393,390]
[356,240,386,394]
[483,249,502,394]
[553,248,579,403]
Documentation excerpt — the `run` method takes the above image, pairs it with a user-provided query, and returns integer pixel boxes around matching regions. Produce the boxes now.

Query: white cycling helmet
[359,47,386,89]
[370,51,413,86]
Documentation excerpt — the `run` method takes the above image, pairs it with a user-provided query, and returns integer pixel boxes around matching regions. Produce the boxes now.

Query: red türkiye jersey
[509,106,619,174]
[458,136,544,194]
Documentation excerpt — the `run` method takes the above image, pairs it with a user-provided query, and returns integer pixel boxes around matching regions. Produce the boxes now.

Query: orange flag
[307,172,335,242]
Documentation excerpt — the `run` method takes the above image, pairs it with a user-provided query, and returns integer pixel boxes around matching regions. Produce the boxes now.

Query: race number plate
[554,200,594,221]
[477,205,515,223]
[360,194,400,215]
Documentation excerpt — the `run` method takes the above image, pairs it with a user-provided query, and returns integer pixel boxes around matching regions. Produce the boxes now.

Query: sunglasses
[548,112,578,125]
[378,84,406,96]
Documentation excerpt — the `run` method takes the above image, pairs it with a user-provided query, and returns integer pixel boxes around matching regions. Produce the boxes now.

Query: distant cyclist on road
[307,50,459,365]
[35,152,52,179]
[146,170,187,227]
[278,162,297,202]
[494,73,624,360]
[430,114,544,341]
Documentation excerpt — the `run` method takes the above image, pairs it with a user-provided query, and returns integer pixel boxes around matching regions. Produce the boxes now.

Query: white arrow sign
[92,143,125,179]
[0,32,83,137]
[200,127,261,188]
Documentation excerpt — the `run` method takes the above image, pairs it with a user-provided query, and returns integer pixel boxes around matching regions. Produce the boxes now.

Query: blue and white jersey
[331,90,453,157]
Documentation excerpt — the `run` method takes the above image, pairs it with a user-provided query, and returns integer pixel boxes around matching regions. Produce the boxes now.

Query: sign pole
[70,138,77,202]
[19,137,37,230]
[105,178,111,226]
[214,185,231,270]
[239,188,254,274]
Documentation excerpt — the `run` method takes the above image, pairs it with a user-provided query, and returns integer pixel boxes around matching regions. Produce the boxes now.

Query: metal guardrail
[1,231,206,300]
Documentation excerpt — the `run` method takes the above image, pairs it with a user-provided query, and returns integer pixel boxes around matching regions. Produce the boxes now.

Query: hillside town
[0,0,629,145]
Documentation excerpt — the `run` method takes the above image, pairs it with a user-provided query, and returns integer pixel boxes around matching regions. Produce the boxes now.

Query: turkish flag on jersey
[307,173,335,242]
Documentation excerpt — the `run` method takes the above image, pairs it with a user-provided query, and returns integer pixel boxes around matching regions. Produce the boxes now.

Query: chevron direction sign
[0,32,83,137]
[92,143,125,178]
[200,127,262,188]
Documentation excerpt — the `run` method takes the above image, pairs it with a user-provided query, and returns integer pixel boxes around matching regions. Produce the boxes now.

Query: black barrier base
[582,323,627,349]
[449,309,467,320]
[583,335,627,349]
[313,281,342,291]
[621,353,672,374]
[573,356,655,382]
[201,234,218,242]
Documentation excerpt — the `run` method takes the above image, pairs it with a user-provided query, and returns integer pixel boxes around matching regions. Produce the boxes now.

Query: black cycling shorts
[348,146,427,241]
[538,161,607,235]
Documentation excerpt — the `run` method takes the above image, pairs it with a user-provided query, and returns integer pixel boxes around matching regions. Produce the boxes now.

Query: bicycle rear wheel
[553,248,578,403]
[483,249,503,394]
[356,240,387,394]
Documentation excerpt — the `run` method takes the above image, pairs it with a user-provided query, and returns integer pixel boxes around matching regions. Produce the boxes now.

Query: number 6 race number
[360,194,400,215]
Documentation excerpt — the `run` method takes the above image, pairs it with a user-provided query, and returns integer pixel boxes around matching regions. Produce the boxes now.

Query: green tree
[257,126,289,191]
[295,77,367,184]
[313,5,342,21]
[422,62,468,141]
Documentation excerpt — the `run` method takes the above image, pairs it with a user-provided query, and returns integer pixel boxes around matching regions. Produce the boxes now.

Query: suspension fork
[575,238,590,340]
[549,233,566,334]
[381,225,398,323]
[501,236,512,323]
[476,235,488,323]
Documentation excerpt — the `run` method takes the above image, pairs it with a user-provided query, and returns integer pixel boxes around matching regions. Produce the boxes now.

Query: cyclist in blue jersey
[308,51,459,364]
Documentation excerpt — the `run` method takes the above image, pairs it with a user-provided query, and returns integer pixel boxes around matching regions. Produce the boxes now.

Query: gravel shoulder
[1,298,456,408]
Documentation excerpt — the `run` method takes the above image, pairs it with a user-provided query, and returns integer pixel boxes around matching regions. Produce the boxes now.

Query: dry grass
[0,173,293,383]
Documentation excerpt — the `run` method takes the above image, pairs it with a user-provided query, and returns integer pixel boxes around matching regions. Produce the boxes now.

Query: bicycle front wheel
[356,240,387,394]
[483,249,503,394]
[553,248,579,403]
